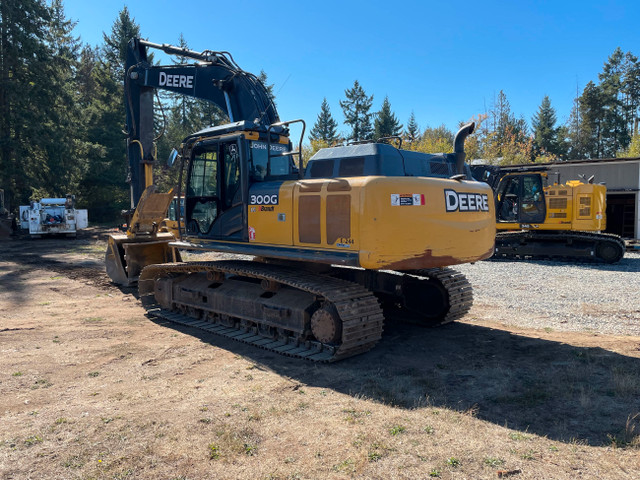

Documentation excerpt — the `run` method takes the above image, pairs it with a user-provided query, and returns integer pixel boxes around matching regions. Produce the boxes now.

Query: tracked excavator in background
[109,38,496,361]
[471,164,625,263]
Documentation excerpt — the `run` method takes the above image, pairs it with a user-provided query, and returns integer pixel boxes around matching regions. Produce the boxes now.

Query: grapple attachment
[105,186,182,286]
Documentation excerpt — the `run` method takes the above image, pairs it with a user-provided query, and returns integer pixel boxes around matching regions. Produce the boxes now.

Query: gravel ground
[456,251,640,336]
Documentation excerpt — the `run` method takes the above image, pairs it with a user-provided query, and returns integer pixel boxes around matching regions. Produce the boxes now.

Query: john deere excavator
[110,38,496,361]
[471,164,625,263]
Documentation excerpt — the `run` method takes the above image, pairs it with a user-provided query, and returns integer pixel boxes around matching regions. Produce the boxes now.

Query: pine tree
[373,96,402,140]
[579,81,605,158]
[258,69,276,107]
[622,51,640,136]
[598,48,629,156]
[39,0,89,197]
[80,7,141,220]
[531,96,558,157]
[102,6,140,83]
[567,92,589,160]
[340,80,374,142]
[484,90,532,163]
[0,0,51,207]
[404,111,420,144]
[309,98,339,143]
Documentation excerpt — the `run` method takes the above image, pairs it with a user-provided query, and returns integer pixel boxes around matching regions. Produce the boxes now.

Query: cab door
[184,136,247,240]
[496,176,520,223]
[519,174,546,224]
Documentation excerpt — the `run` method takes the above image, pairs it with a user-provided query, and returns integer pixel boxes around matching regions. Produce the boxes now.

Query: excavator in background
[471,164,625,263]
[110,38,496,361]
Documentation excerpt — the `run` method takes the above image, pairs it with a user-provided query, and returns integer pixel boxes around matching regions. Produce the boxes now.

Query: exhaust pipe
[453,122,475,175]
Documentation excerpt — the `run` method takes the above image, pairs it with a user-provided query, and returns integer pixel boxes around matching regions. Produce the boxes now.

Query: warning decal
[391,193,424,206]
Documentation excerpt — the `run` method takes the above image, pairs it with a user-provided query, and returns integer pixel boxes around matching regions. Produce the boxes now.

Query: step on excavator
[108,38,496,361]
[471,164,625,263]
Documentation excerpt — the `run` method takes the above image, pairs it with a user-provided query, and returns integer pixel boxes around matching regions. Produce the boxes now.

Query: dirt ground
[1,228,639,479]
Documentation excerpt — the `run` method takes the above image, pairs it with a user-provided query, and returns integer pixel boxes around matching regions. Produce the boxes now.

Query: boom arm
[124,38,279,205]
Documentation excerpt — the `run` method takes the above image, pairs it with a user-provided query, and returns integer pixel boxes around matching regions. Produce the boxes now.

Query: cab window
[189,151,218,196]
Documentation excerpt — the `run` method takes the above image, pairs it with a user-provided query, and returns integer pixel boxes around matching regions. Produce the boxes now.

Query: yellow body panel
[245,176,495,270]
[247,182,293,245]
[357,177,495,269]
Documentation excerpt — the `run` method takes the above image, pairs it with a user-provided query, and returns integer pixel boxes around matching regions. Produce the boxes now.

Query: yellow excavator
[471,165,625,263]
[109,38,496,361]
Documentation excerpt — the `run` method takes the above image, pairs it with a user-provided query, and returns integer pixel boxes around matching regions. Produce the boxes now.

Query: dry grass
[0,230,639,479]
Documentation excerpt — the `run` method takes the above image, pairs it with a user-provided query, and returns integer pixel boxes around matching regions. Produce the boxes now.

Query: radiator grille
[578,196,592,217]
[326,195,351,245]
[579,207,591,217]
[430,162,452,176]
[298,195,321,243]
[549,198,567,209]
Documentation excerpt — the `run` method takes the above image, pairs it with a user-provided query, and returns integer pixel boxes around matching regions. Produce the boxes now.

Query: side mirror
[168,148,180,167]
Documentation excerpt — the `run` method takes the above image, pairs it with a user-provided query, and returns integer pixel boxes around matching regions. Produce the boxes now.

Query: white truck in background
[19,196,88,238]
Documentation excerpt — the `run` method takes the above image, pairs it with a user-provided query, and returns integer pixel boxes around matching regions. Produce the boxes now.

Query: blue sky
[65,0,639,140]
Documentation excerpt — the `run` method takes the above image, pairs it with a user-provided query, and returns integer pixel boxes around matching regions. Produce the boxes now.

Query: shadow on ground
[150,315,640,447]
[0,229,118,299]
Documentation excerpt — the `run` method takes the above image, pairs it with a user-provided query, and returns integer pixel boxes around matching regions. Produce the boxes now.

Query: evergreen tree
[404,111,420,144]
[340,80,374,142]
[484,90,532,163]
[531,95,559,157]
[258,69,276,107]
[38,0,90,197]
[102,6,140,83]
[309,97,339,143]
[579,81,605,158]
[374,96,402,140]
[622,51,640,136]
[598,48,629,156]
[167,34,198,130]
[80,7,141,220]
[0,0,50,207]
[566,93,589,160]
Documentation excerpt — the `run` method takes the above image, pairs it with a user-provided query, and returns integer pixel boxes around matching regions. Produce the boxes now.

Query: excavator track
[139,260,384,362]
[328,266,473,327]
[412,267,474,325]
[494,231,625,263]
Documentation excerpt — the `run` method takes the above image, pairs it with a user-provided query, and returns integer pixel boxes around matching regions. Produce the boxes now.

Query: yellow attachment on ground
[105,232,181,286]
[105,185,182,286]
[127,185,177,237]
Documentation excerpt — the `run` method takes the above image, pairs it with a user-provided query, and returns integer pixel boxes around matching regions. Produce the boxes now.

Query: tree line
[308,48,640,164]
[2,0,639,222]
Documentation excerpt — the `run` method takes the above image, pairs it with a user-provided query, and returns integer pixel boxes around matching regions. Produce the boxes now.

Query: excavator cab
[182,124,298,241]
[495,173,546,225]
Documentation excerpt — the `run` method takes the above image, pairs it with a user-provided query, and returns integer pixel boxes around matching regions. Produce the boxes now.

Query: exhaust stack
[453,122,475,175]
